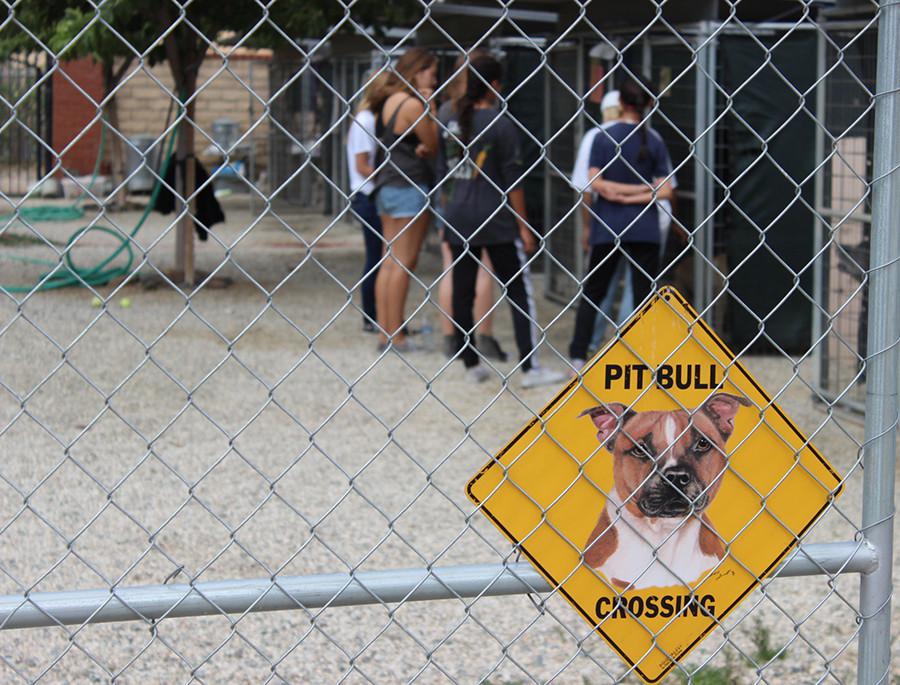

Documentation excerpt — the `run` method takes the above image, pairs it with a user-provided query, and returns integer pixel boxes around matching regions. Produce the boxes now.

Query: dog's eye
[628,443,651,460]
[693,437,712,454]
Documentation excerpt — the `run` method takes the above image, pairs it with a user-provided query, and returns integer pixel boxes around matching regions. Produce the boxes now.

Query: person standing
[347,71,389,332]
[568,76,675,370]
[443,55,564,388]
[436,50,507,362]
[572,90,678,353]
[371,48,439,351]
[571,90,634,351]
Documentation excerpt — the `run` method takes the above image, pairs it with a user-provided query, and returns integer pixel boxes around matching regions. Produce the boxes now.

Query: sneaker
[570,358,586,376]
[466,364,491,384]
[521,366,566,389]
[477,334,509,362]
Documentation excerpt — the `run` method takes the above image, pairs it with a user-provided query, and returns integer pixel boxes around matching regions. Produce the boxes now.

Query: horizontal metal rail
[0,541,877,631]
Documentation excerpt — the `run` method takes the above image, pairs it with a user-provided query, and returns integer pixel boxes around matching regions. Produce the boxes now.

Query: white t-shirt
[570,124,612,192]
[572,123,677,238]
[347,109,377,195]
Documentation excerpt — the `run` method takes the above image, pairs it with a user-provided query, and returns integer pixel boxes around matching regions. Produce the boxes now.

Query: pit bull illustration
[580,393,751,590]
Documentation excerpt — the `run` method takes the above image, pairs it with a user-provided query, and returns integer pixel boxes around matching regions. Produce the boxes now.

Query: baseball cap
[601,90,621,111]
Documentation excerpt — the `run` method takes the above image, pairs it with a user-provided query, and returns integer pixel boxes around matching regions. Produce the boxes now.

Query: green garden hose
[0,117,107,225]
[2,122,178,294]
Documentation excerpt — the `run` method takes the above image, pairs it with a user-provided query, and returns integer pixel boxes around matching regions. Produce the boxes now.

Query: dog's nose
[664,469,692,490]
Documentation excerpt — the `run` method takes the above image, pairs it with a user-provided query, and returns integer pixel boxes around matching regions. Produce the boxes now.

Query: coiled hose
[2,122,178,293]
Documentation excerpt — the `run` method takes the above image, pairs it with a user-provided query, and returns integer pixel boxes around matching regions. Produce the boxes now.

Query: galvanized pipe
[0,541,877,631]
[858,2,900,683]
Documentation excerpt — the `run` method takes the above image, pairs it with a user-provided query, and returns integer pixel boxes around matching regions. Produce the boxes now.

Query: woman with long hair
[442,55,564,388]
[568,76,675,370]
[436,50,506,361]
[347,70,390,332]
[372,48,439,351]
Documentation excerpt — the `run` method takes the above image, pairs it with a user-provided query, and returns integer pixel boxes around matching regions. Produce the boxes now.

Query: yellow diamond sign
[466,287,842,682]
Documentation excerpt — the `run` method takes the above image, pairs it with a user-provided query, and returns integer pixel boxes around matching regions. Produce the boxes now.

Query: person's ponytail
[620,76,654,162]
[458,54,503,146]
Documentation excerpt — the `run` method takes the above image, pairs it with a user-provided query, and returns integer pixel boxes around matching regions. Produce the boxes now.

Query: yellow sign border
[466,286,843,682]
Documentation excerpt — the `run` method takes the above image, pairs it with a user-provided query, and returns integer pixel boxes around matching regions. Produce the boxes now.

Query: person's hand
[621,191,652,205]
[415,143,429,158]
[519,225,537,253]
[596,182,619,203]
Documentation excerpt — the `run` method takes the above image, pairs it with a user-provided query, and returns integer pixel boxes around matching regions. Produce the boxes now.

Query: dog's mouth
[638,485,709,518]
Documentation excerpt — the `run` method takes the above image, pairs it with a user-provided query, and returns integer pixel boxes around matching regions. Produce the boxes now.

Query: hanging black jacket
[152,155,225,241]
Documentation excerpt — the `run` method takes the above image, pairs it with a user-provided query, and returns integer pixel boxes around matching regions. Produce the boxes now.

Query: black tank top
[375,96,434,190]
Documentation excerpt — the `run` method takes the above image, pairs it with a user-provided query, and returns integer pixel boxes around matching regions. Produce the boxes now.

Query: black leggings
[569,242,659,360]
[450,242,536,370]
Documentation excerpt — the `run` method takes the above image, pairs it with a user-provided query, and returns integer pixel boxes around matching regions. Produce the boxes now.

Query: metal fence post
[692,21,716,320]
[857,3,900,683]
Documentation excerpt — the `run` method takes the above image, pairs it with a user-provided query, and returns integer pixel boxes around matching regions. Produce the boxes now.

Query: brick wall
[115,50,271,172]
[52,57,105,176]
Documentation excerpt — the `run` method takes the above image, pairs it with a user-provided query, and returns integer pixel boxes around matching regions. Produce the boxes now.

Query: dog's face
[580,394,751,519]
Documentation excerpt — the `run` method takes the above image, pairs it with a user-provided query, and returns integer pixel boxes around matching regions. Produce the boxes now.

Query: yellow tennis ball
[119,297,131,309]
[91,296,102,308]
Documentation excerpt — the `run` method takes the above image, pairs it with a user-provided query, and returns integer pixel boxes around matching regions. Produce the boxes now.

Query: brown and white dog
[580,393,751,590]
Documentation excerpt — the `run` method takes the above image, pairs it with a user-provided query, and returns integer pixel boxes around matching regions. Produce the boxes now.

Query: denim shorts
[376,184,429,218]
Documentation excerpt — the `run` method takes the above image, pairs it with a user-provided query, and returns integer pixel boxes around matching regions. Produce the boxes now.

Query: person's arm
[509,187,536,252]
[589,168,626,202]
[355,152,374,179]
[603,179,651,196]
[581,192,592,252]
[616,177,675,205]
[590,168,674,203]
[407,96,439,159]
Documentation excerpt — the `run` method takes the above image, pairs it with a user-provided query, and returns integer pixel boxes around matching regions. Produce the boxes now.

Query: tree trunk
[175,91,197,286]
[162,8,202,286]
[103,66,121,209]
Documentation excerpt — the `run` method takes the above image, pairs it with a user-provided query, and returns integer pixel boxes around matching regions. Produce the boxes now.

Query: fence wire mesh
[0,1,896,684]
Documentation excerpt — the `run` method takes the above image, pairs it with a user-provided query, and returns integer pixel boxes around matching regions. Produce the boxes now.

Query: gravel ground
[0,201,896,684]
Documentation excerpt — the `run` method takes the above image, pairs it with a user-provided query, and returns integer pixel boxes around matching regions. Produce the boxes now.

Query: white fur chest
[598,504,720,590]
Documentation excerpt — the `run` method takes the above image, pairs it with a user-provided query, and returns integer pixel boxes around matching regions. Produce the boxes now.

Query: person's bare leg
[439,241,454,336]
[376,215,402,346]
[384,213,429,344]
[474,251,496,335]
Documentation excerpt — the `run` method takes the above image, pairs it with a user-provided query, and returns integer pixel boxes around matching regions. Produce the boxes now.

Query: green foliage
[749,618,787,665]
[0,0,420,95]
[673,622,789,684]
[674,650,738,685]
[44,2,161,65]
[674,664,736,685]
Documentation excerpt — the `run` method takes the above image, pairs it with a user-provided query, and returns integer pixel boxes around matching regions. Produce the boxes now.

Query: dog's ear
[579,403,631,450]
[700,393,752,440]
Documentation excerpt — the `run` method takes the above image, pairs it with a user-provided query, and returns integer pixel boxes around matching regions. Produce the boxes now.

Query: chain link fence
[0,1,897,683]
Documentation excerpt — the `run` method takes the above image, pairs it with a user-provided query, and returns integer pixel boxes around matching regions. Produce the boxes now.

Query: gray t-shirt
[440,107,523,246]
